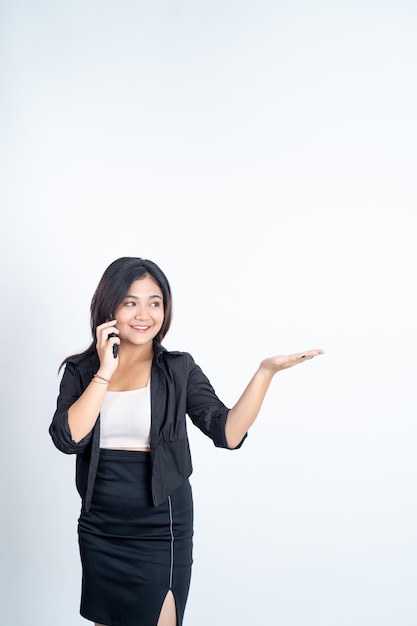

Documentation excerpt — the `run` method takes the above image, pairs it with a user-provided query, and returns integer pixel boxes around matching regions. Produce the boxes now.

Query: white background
[1,1,416,624]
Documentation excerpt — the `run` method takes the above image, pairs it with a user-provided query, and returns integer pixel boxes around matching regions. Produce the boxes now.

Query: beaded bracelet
[93,373,111,384]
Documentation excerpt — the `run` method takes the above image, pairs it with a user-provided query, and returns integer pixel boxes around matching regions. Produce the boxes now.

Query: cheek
[116,307,135,323]
[115,309,128,321]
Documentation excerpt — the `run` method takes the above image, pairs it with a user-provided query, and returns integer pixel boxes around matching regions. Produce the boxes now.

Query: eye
[150,301,161,307]
[124,301,136,307]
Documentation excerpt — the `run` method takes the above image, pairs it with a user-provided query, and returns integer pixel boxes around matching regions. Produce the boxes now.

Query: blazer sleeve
[49,362,94,454]
[185,354,247,450]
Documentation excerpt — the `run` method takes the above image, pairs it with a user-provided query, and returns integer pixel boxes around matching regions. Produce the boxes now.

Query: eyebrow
[124,294,162,300]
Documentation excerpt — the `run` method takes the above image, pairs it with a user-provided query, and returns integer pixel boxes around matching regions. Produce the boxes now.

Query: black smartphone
[108,317,118,358]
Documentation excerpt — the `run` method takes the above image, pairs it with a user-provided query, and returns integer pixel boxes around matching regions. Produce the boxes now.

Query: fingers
[299,348,325,361]
[97,319,119,341]
[260,349,324,374]
[280,349,324,372]
[97,319,117,332]
[96,320,120,369]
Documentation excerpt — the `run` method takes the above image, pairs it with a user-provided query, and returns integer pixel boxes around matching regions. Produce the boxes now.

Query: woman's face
[114,275,164,348]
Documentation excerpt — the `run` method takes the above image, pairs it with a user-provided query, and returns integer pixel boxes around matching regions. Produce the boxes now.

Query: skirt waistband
[99,449,151,462]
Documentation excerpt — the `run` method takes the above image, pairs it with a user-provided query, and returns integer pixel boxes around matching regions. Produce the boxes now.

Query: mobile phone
[108,317,118,358]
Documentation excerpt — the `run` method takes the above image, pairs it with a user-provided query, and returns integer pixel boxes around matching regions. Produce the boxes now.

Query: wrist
[92,372,112,384]
[96,366,115,379]
[258,362,275,380]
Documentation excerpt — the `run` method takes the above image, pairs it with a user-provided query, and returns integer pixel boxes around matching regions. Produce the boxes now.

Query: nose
[134,304,149,320]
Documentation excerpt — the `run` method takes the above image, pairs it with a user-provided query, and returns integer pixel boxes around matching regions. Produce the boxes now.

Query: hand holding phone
[107,317,119,358]
[108,334,118,358]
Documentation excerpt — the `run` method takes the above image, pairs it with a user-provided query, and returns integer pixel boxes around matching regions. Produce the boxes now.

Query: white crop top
[99,383,151,449]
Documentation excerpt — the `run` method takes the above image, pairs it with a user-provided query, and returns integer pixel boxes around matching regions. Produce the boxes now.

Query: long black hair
[59,257,173,370]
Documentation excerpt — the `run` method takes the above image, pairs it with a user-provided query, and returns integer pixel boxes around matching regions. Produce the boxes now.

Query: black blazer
[49,341,246,511]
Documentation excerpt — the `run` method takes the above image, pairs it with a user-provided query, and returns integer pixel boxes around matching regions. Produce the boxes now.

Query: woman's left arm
[225,348,324,448]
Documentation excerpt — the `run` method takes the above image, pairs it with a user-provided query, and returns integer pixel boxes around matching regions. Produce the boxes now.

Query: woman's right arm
[68,319,120,442]
[67,375,110,443]
[49,320,120,452]
[49,362,92,454]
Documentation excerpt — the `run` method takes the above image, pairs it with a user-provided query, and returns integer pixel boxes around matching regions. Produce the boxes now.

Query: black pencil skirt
[78,449,193,626]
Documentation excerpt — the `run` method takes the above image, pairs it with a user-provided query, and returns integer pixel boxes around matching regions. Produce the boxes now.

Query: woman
[49,256,323,626]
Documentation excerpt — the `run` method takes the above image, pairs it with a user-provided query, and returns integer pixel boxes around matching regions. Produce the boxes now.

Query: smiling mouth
[131,325,151,331]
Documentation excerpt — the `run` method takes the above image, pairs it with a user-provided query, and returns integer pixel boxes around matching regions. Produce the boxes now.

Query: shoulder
[59,352,99,393]
[63,351,99,373]
[155,344,198,375]
[154,341,193,360]
[162,349,194,360]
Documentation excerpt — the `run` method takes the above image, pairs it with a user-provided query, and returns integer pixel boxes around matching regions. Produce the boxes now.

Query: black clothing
[78,449,193,626]
[50,341,246,624]
[49,342,246,512]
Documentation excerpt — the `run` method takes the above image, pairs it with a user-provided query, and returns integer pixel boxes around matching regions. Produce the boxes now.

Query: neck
[118,342,154,366]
